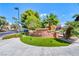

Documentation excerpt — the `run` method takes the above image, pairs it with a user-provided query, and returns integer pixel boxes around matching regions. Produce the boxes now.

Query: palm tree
[0,16,6,19]
[46,13,59,30]
[0,16,6,25]
[0,16,7,30]
[73,14,79,21]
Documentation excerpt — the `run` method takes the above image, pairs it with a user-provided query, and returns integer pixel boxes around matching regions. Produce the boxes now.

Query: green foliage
[46,13,59,25]
[21,9,41,30]
[20,35,70,47]
[0,16,6,26]
[0,16,8,29]
[65,21,79,38]
[73,14,79,21]
[73,14,79,18]
[65,21,79,27]
[25,15,41,30]
[41,19,48,28]
[41,13,60,28]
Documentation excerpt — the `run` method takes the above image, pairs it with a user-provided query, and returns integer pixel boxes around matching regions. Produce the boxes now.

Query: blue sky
[0,3,79,25]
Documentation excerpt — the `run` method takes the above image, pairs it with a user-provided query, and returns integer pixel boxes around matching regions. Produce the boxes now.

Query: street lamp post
[14,7,20,21]
[14,7,21,32]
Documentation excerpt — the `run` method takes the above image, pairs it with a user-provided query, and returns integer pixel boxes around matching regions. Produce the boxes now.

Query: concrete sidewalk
[0,38,79,56]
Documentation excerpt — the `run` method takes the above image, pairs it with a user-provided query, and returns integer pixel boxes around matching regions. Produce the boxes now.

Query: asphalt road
[0,38,79,56]
[0,31,18,37]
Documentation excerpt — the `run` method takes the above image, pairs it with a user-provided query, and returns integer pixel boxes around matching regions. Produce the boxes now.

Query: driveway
[0,38,79,56]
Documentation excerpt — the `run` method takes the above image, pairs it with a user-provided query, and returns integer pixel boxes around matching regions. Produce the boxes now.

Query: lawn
[2,33,21,39]
[20,35,70,47]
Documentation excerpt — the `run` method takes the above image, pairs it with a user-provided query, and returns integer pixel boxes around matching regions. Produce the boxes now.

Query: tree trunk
[64,26,73,39]
[48,23,51,30]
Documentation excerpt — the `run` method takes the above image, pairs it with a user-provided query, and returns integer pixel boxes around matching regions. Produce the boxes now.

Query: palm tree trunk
[48,23,51,30]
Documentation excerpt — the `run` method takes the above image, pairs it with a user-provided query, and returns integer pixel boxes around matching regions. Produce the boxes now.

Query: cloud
[40,13,47,17]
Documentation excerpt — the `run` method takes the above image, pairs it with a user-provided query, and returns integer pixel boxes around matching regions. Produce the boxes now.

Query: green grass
[2,33,21,39]
[20,35,70,47]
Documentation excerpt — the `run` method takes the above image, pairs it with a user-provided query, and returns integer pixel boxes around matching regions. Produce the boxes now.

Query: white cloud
[40,13,47,17]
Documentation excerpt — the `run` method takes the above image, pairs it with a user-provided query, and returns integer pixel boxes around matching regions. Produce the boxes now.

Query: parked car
[21,28,29,35]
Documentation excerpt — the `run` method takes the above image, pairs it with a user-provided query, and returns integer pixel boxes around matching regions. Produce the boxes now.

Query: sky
[0,3,79,25]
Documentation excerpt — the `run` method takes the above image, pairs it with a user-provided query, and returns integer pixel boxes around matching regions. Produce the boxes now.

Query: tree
[0,16,8,29]
[63,14,79,39]
[11,23,18,31]
[41,19,48,28]
[0,16,6,26]
[21,9,41,30]
[73,14,79,21]
[65,21,79,38]
[43,13,59,30]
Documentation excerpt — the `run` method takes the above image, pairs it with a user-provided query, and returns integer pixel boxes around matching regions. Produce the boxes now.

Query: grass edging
[2,33,21,40]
